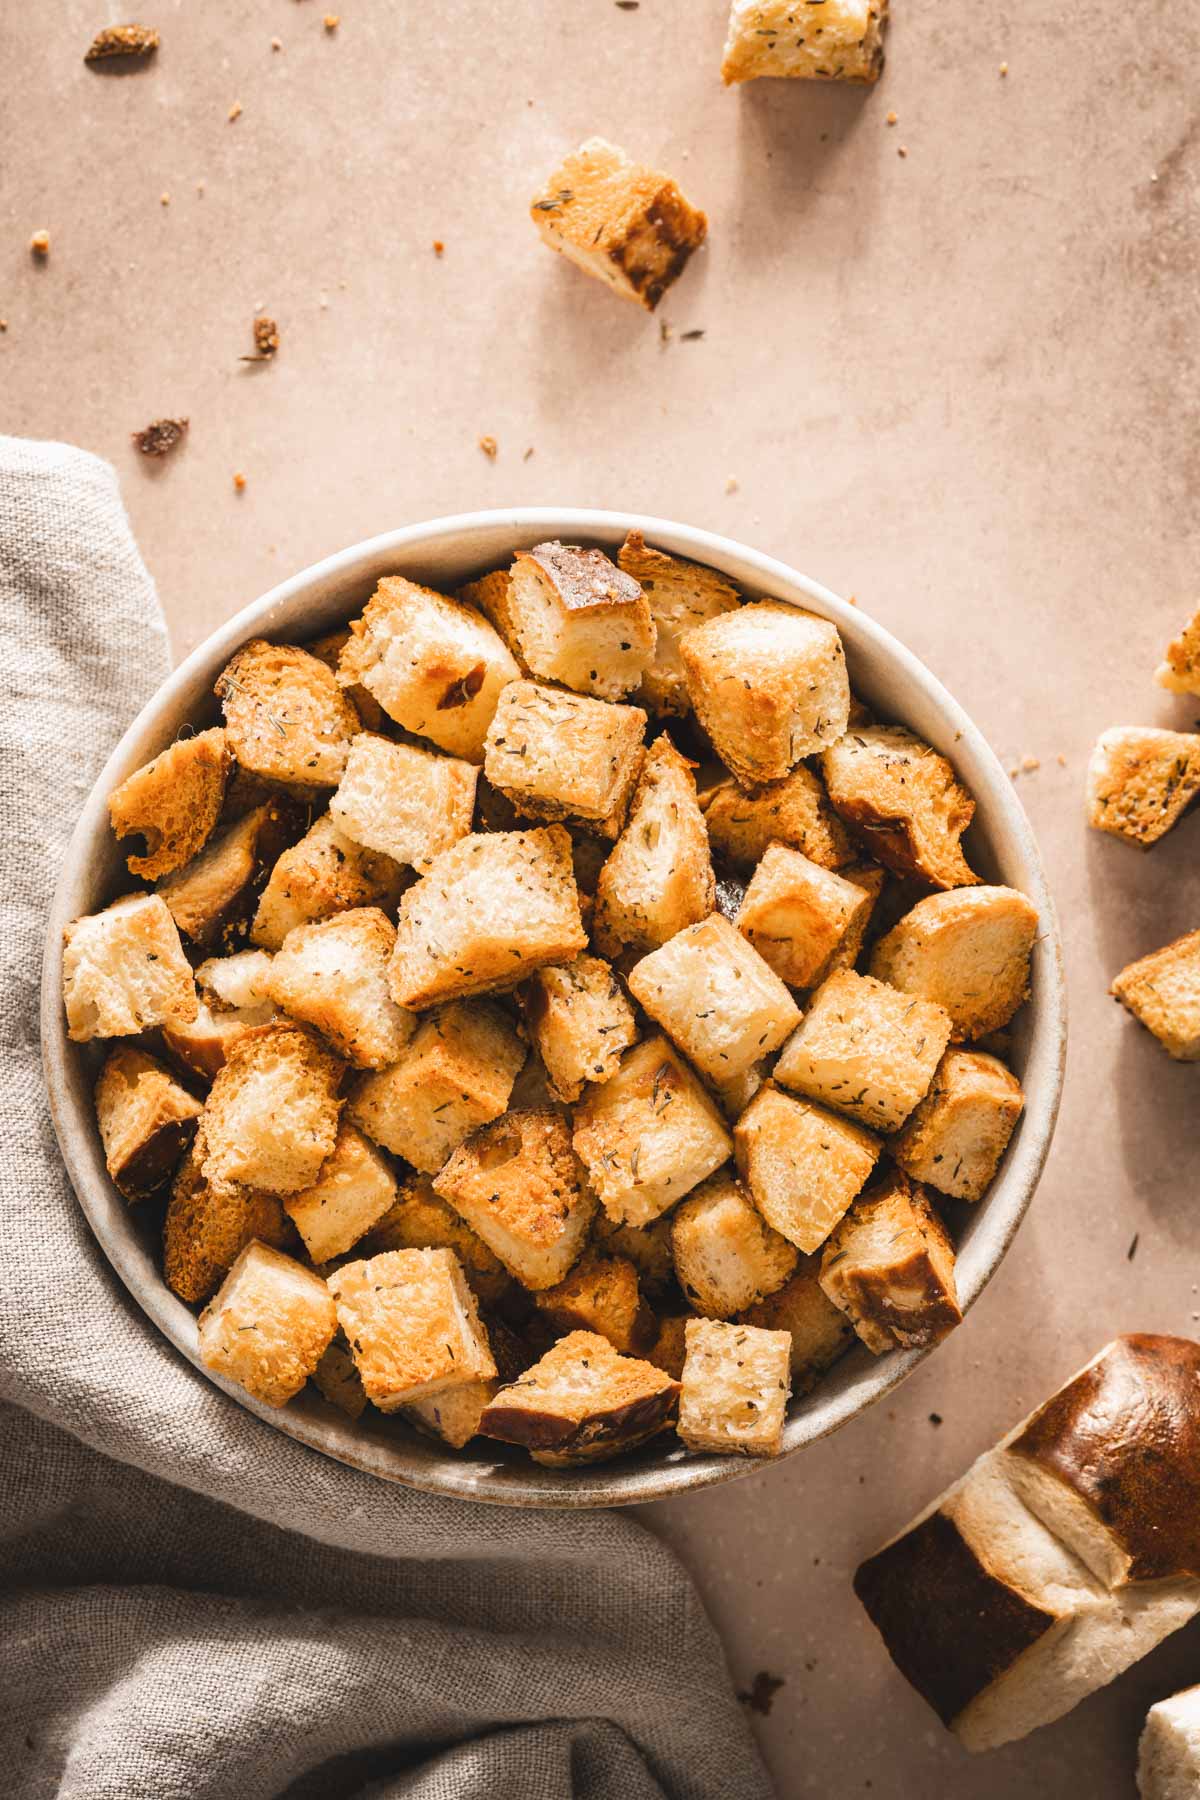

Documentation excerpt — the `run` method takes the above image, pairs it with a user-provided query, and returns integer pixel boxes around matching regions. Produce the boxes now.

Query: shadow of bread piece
[854,1335,1200,1752]
[95,1046,201,1201]
[108,727,231,878]
[63,893,198,1042]
[483,680,646,840]
[217,641,361,788]
[479,1328,679,1466]
[819,1167,960,1354]
[821,724,979,890]
[506,542,655,700]
[869,886,1039,1041]
[198,1241,337,1408]
[677,1317,792,1457]
[1111,929,1200,1061]
[722,0,888,86]
[198,1020,343,1196]
[1086,727,1200,849]
[1138,1684,1200,1797]
[1156,601,1200,696]
[700,766,854,872]
[891,1049,1024,1202]
[616,531,741,716]
[591,735,715,957]
[531,138,707,315]
[328,1247,495,1411]
[250,813,408,952]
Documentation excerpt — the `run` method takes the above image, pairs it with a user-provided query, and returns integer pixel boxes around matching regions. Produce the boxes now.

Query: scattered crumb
[196,180,206,196]
[738,1671,785,1717]
[1057,752,1067,767]
[271,36,283,51]
[659,319,673,345]
[478,435,499,459]
[323,12,340,28]
[616,1,640,8]
[160,193,170,207]
[133,418,188,458]
[725,475,739,494]
[319,294,329,309]
[846,594,858,607]
[885,111,897,126]
[897,145,908,159]
[233,471,247,492]
[1020,754,1040,772]
[999,61,1009,76]
[29,230,50,258]
[228,101,242,122]
[680,328,705,342]
[929,1411,943,1426]
[1127,1233,1139,1263]
[84,23,159,63]
[522,446,535,462]
[433,240,445,256]
[1008,766,1019,779]
[0,319,8,332]
[241,315,280,362]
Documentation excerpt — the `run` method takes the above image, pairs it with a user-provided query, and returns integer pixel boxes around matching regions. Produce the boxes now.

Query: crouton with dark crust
[108,728,231,879]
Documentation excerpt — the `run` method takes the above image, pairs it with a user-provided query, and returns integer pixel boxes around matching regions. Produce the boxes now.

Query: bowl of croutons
[42,509,1066,1505]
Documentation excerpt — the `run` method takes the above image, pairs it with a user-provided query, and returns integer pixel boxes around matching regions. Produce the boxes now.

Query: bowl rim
[41,507,1067,1508]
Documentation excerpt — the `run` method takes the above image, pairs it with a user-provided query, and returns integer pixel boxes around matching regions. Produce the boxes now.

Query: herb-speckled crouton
[774,968,952,1133]
[362,1174,513,1311]
[480,1329,680,1465]
[1086,727,1200,849]
[434,1108,597,1291]
[311,1330,368,1419]
[869,886,1039,1041]
[157,801,295,948]
[63,893,198,1042]
[388,827,587,1008]
[268,907,415,1068]
[108,728,231,879]
[736,843,876,990]
[819,1169,961,1354]
[679,602,850,783]
[677,1318,792,1457]
[506,541,656,700]
[518,954,638,1104]
[199,1020,344,1196]
[217,640,361,788]
[1111,929,1200,1061]
[95,1046,201,1202]
[1156,602,1200,696]
[331,733,478,871]
[458,568,531,673]
[198,1241,338,1408]
[892,1049,1024,1202]
[722,0,888,86]
[671,1170,798,1318]
[347,999,524,1172]
[404,1314,532,1449]
[821,724,979,890]
[251,813,408,952]
[163,1133,294,1303]
[700,766,854,872]
[616,531,741,715]
[734,1083,880,1253]
[592,1211,677,1297]
[304,627,385,733]
[282,1122,398,1263]
[738,1260,857,1391]
[328,1247,496,1410]
[483,681,646,839]
[592,735,715,957]
[534,1250,655,1354]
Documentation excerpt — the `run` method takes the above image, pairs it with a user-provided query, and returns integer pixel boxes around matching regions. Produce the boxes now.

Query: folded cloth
[0,437,774,1800]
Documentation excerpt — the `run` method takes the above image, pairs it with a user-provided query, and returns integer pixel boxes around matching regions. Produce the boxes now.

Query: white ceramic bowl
[41,509,1067,1507]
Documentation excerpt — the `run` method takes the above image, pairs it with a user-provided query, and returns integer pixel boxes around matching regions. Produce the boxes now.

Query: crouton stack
[67,534,1036,1469]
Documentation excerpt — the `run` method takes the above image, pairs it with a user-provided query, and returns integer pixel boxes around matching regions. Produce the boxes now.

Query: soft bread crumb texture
[701,765,854,871]
[617,531,741,714]
[734,1083,880,1253]
[671,1170,798,1319]
[677,1317,792,1456]
[331,732,478,871]
[822,724,979,890]
[268,906,415,1068]
[1156,603,1200,696]
[506,541,656,700]
[592,734,715,956]
[892,1049,1024,1201]
[774,967,952,1133]
[519,954,639,1104]
[94,1046,202,1201]
[251,813,407,952]
[483,680,646,838]
[736,842,874,989]
[282,1122,397,1263]
[199,1019,344,1196]
[163,1133,294,1303]
[869,886,1039,1040]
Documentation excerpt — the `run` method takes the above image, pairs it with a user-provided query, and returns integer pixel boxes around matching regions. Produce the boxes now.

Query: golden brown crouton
[774,968,952,1133]
[1156,602,1200,696]
[644,1312,690,1381]
[434,1108,598,1291]
[677,1318,792,1457]
[198,1241,338,1408]
[679,601,850,783]
[627,912,801,1086]
[199,1020,344,1197]
[483,681,647,839]
[196,948,276,1013]
[163,1134,294,1303]
[457,568,531,672]
[891,1049,1025,1202]
[722,0,888,85]
[338,576,518,763]
[819,1169,961,1354]
[734,1083,880,1253]
[63,893,198,1042]
[518,954,639,1104]
[535,1250,655,1354]
[531,137,707,314]
[94,1047,202,1201]
[328,1247,496,1410]
[819,863,886,978]
[738,1259,857,1392]
[217,641,361,788]
[736,843,876,989]
[869,886,1040,1041]
[361,1174,513,1311]
[268,907,415,1068]
[157,801,294,948]
[571,1036,732,1228]
[282,1123,398,1263]
[388,827,587,1009]
[108,728,231,879]
[671,1170,798,1318]
[304,627,385,732]
[1111,930,1200,1061]
[311,1330,368,1419]
[591,735,716,957]
[506,542,656,702]
[250,813,408,952]
[479,1328,679,1465]
[403,1313,534,1449]
[331,733,478,871]
[1086,727,1200,849]
[347,999,524,1172]
[161,1001,274,1085]
[700,766,854,872]
[592,1211,677,1297]
[821,724,979,890]
[616,532,741,715]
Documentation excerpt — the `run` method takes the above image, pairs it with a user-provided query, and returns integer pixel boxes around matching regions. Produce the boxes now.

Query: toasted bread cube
[821,724,979,890]
[819,1169,961,1354]
[531,137,707,315]
[483,681,646,838]
[304,626,385,732]
[534,1250,654,1353]
[108,728,231,879]
[671,1170,798,1318]
[199,1020,343,1196]
[348,998,523,1171]
[162,1000,272,1084]
[518,954,638,1104]
[700,766,854,872]
[677,1318,792,1457]
[311,1330,368,1419]
[892,1050,1024,1202]
[328,1246,495,1410]
[198,1241,337,1407]
[282,1122,397,1263]
[736,843,875,990]
[157,801,292,948]
[1111,929,1200,1061]
[217,640,360,788]
[774,969,952,1133]
[869,886,1039,1041]
[592,735,716,957]
[644,1313,689,1381]
[251,813,408,952]
[434,1108,597,1290]
[1086,727,1200,849]
[63,893,198,1042]
[734,1084,880,1253]
[267,908,415,1069]
[712,1059,768,1121]
[616,531,741,715]
[592,1211,677,1297]
[94,1046,202,1201]
[1156,602,1200,696]
[330,732,478,872]
[402,1315,530,1449]
[362,1174,512,1309]
[680,602,850,784]
[338,576,518,763]
[572,1036,732,1227]
[628,913,801,1086]
[722,0,888,85]
[164,1136,294,1303]
[738,1260,857,1391]
[458,569,531,672]
[197,948,276,1013]
[480,1328,679,1464]
[820,863,885,978]
[507,542,655,701]
[389,826,587,1008]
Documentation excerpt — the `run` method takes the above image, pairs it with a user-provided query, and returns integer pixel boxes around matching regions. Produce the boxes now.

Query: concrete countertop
[6,2,1199,1793]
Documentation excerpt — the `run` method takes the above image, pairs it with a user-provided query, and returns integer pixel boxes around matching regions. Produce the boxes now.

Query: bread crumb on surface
[29,230,50,257]
[323,13,340,28]
[228,101,242,122]
[132,418,188,458]
[433,240,444,256]
[233,471,247,492]
[160,193,170,206]
[725,475,739,494]
[242,316,280,361]
[886,111,897,125]
[897,146,908,159]
[999,60,1009,75]
[478,435,498,459]
[1020,754,1040,772]
[85,24,159,62]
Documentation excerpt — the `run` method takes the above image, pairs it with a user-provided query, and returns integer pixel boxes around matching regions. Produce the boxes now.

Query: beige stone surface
[5,1,1200,1793]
